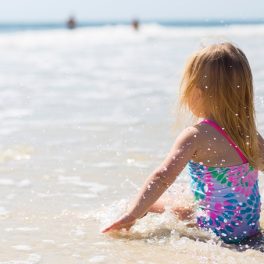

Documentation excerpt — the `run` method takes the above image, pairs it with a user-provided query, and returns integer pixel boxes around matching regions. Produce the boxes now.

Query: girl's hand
[172,206,194,220]
[101,213,137,233]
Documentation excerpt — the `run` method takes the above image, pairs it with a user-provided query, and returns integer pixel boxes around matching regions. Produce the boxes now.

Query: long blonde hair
[180,42,259,168]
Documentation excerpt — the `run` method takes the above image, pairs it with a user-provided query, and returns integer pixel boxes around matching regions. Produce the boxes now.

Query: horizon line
[0,18,264,24]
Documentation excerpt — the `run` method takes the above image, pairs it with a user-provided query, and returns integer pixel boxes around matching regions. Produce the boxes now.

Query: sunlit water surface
[0,24,264,263]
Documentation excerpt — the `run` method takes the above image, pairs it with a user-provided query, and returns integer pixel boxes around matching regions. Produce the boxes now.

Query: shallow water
[0,24,264,263]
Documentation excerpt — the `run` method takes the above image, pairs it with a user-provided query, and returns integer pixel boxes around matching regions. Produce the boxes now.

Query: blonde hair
[180,42,260,168]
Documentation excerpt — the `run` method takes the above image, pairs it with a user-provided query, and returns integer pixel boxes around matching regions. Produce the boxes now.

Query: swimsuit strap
[201,119,248,164]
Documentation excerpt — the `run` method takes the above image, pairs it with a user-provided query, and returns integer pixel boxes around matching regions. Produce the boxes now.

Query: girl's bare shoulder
[174,122,218,153]
[170,126,200,154]
[191,122,215,141]
[177,125,200,142]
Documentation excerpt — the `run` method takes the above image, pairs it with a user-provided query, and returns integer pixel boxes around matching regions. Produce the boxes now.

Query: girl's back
[189,119,261,243]
[193,121,248,167]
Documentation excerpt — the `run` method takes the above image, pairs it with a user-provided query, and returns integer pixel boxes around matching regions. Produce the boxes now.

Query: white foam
[0,178,31,187]
[27,254,41,264]
[0,179,14,185]
[88,255,106,263]
[17,179,32,188]
[72,193,97,199]
[12,245,32,251]
[5,228,13,232]
[70,227,86,237]
[16,227,39,232]
[0,207,9,216]
[6,193,16,200]
[0,146,33,162]
[0,254,41,264]
[0,127,18,135]
[0,108,32,119]
[92,162,115,168]
[58,176,107,194]
[5,227,39,232]
[42,240,55,244]
[37,192,64,198]
[1,24,264,48]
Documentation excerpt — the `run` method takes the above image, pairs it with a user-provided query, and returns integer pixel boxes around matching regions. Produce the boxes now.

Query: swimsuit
[188,119,261,243]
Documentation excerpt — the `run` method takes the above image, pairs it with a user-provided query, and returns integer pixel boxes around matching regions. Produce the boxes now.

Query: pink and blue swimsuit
[188,119,261,243]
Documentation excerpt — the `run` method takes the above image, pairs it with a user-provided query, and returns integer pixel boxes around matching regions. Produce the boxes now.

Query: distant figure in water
[102,42,264,245]
[67,16,77,29]
[131,19,140,31]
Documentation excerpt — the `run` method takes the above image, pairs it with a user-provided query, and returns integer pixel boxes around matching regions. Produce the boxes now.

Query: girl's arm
[125,126,198,218]
[102,126,199,233]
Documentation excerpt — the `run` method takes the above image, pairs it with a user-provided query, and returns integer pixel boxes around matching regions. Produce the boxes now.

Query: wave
[1,23,264,48]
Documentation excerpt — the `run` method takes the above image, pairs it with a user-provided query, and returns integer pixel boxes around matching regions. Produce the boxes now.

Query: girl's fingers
[101,214,137,233]
[101,226,112,233]
[101,223,118,233]
[101,221,134,233]
[101,219,125,233]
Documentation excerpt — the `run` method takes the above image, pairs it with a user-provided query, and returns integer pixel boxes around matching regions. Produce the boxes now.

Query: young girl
[102,42,264,244]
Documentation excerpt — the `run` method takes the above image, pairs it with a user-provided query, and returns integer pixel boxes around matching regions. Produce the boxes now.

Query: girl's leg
[147,198,195,221]
[171,206,194,221]
[148,199,166,213]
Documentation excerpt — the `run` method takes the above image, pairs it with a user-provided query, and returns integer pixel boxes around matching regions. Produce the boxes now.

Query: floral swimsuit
[188,119,261,243]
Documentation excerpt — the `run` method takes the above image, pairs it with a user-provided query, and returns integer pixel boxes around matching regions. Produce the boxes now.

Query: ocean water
[0,22,264,263]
